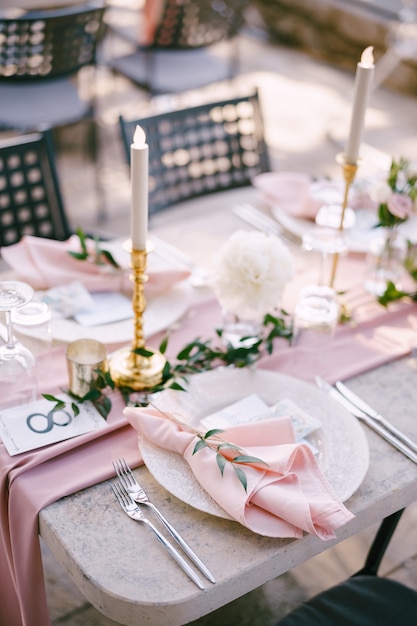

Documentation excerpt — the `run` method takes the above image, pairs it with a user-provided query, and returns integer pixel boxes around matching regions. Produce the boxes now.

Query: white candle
[345,46,375,165]
[130,125,149,250]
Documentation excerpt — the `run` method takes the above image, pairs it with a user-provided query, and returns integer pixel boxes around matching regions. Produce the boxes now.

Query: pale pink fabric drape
[1,265,416,624]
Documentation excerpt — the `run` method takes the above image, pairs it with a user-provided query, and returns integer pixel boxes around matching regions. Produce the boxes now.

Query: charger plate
[50,282,192,344]
[140,368,369,519]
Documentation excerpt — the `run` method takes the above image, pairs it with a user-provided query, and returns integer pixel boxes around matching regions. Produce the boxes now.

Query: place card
[73,292,132,327]
[0,394,106,456]
[200,394,321,451]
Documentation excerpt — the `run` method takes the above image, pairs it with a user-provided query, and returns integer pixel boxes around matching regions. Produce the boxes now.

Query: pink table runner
[1,261,417,625]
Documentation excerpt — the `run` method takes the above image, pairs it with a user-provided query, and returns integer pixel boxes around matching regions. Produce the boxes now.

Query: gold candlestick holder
[329,153,359,288]
[109,247,166,390]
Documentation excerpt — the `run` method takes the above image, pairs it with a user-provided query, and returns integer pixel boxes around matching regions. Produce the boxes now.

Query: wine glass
[0,281,38,409]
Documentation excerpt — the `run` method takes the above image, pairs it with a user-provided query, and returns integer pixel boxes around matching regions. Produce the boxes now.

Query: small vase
[364,228,407,296]
[221,311,261,348]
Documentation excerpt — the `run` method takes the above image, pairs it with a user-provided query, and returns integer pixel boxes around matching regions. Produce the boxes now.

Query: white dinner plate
[50,281,193,344]
[271,205,417,254]
[140,368,370,519]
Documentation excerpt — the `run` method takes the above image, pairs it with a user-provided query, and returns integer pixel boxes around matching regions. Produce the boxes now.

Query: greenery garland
[44,310,293,420]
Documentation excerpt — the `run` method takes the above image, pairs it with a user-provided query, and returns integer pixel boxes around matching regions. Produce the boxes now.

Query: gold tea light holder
[109,243,166,390]
[329,152,360,289]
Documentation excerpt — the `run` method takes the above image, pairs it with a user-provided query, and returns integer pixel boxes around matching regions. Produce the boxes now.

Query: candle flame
[360,46,374,68]
[133,125,146,145]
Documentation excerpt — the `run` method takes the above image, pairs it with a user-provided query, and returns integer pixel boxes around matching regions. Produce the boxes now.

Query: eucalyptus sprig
[377,243,417,306]
[42,368,116,420]
[193,428,268,491]
[43,310,293,418]
[68,227,120,269]
[378,281,417,307]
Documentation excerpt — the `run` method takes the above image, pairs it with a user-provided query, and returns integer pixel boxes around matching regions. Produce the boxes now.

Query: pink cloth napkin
[0,347,141,626]
[124,406,354,540]
[1,253,417,625]
[1,235,190,295]
[252,172,325,219]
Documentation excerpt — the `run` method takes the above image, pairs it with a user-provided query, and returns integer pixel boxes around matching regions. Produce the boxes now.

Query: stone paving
[20,5,417,624]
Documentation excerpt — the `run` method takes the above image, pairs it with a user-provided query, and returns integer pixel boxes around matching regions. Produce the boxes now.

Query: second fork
[113,458,216,584]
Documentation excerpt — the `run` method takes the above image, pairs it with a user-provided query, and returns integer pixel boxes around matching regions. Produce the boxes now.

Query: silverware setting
[112,458,215,588]
[316,376,417,465]
[232,203,299,249]
[111,481,205,589]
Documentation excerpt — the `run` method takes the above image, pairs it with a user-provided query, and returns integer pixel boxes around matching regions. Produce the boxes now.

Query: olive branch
[68,227,121,268]
[192,428,268,491]
[148,404,268,492]
[43,310,293,420]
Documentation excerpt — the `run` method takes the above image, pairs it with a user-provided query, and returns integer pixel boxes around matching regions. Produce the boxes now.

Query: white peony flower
[210,230,295,320]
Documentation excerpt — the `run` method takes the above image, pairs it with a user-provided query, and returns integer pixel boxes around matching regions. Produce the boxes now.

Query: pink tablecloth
[1,260,417,625]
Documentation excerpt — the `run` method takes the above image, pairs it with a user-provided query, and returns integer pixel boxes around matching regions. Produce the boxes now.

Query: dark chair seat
[0,78,92,131]
[275,509,417,626]
[0,2,106,132]
[278,576,417,626]
[106,0,249,95]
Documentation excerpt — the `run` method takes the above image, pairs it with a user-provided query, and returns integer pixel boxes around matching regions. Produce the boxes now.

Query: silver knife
[315,376,417,464]
[335,381,417,456]
[232,204,298,247]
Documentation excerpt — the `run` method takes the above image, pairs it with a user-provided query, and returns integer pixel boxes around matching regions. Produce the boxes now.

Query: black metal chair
[0,2,106,132]
[106,0,249,94]
[0,132,71,247]
[275,509,417,626]
[119,90,270,215]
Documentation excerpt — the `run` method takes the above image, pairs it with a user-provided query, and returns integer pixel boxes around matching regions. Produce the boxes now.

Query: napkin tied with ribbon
[124,406,354,540]
[1,235,190,295]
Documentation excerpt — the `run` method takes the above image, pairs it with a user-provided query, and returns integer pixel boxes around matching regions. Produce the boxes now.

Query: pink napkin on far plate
[124,406,354,540]
[1,235,191,295]
[253,172,325,220]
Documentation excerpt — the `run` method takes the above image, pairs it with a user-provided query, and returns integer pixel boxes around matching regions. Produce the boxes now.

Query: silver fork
[113,459,216,583]
[111,482,205,589]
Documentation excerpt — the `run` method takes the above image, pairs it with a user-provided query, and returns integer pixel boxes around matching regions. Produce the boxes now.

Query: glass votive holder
[11,300,52,357]
[66,338,108,398]
[292,285,339,355]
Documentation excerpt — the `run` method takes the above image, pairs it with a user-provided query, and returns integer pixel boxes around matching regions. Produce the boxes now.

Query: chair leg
[354,509,405,577]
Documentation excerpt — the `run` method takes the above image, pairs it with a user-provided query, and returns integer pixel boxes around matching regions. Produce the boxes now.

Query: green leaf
[133,347,155,358]
[233,454,268,466]
[71,402,80,417]
[216,452,227,476]
[192,439,208,454]
[42,393,62,403]
[159,335,169,354]
[68,251,88,261]
[233,466,248,492]
[204,428,224,439]
[101,249,121,268]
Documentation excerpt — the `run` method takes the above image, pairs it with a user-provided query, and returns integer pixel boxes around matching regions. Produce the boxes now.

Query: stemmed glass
[0,281,38,409]
[293,205,354,358]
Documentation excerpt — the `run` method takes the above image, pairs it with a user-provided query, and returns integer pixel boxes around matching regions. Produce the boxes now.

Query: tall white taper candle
[130,125,149,250]
[345,46,375,165]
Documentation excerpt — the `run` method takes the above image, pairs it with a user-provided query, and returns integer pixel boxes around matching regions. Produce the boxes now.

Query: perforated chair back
[151,0,248,49]
[0,132,71,247]
[119,90,270,215]
[106,0,249,94]
[0,2,105,81]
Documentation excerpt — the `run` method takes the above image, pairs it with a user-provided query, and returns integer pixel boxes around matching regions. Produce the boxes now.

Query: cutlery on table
[113,458,216,584]
[111,482,205,590]
[315,376,417,465]
[232,204,299,248]
[335,380,417,456]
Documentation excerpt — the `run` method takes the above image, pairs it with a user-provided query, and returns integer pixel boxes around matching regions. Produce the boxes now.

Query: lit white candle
[345,46,375,165]
[130,125,149,250]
